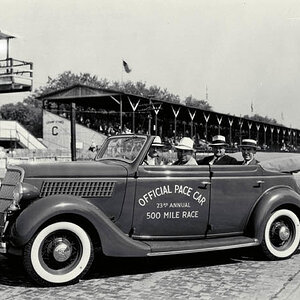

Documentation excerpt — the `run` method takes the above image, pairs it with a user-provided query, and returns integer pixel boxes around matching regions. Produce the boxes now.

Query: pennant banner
[188,109,196,121]
[128,97,140,111]
[171,106,181,118]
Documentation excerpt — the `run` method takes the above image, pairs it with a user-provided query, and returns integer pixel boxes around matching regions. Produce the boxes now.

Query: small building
[0,30,33,93]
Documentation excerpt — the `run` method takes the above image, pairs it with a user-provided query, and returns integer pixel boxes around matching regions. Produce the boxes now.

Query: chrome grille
[0,168,23,212]
[2,171,21,185]
[40,180,116,198]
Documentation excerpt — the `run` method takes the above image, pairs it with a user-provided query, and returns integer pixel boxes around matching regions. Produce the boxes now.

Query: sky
[1,0,300,128]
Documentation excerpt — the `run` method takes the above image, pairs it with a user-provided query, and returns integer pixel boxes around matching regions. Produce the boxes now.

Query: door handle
[198,181,211,189]
[254,180,264,187]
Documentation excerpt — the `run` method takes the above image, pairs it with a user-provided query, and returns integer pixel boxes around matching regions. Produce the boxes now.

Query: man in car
[144,136,165,165]
[239,139,259,165]
[199,135,237,165]
[173,137,198,165]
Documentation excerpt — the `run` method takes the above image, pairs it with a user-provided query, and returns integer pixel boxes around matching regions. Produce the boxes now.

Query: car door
[132,164,210,239]
[208,164,263,236]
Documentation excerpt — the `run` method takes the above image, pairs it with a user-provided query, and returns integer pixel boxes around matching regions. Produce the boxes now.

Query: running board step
[146,236,259,256]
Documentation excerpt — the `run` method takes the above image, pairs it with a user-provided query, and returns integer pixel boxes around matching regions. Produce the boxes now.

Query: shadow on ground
[0,247,290,287]
[85,248,259,280]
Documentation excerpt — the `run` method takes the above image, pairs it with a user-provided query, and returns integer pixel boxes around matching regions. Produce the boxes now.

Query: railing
[0,58,33,89]
[0,121,46,150]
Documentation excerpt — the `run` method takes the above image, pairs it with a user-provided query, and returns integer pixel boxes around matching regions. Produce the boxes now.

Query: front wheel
[23,221,94,286]
[261,209,300,260]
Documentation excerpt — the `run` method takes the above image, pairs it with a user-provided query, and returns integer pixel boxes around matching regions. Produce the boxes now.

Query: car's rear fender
[9,195,150,257]
[246,186,300,242]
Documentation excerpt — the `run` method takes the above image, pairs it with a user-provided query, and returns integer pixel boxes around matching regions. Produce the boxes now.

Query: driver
[144,136,165,165]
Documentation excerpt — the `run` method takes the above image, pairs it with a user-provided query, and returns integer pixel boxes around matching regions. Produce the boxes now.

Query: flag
[251,101,253,113]
[122,60,132,73]
[281,112,284,121]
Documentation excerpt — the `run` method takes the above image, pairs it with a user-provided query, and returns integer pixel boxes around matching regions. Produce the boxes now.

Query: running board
[146,236,259,256]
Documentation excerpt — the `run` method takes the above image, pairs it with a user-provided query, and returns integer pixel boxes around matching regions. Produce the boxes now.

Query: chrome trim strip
[147,240,259,256]
[0,242,7,254]
[133,234,205,240]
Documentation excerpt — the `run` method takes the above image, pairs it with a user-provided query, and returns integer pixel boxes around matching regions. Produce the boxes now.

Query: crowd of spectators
[52,106,298,154]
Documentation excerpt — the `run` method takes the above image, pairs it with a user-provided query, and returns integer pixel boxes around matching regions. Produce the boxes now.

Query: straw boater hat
[152,136,164,147]
[239,139,258,149]
[209,135,228,147]
[175,137,195,151]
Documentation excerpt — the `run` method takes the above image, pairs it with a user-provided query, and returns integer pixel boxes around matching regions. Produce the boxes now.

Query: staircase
[0,120,47,149]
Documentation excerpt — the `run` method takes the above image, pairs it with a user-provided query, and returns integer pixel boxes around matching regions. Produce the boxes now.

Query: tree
[0,71,210,137]
[0,101,42,137]
[40,71,110,95]
[243,114,282,126]
[110,80,181,103]
[185,95,212,111]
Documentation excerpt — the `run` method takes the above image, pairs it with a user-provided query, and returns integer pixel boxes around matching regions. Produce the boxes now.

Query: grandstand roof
[38,83,299,131]
[0,31,15,40]
[38,84,122,99]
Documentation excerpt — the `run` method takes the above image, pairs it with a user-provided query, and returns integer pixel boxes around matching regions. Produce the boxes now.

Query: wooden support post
[70,102,76,161]
[203,113,210,141]
[188,109,196,138]
[239,119,243,145]
[171,106,180,143]
[228,118,233,146]
[216,115,223,135]
[120,95,123,132]
[248,122,252,138]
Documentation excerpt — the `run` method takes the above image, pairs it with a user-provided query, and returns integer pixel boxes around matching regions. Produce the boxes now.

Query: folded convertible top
[259,156,300,173]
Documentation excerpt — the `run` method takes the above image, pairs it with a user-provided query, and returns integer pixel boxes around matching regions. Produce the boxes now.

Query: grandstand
[43,110,106,152]
[39,83,300,160]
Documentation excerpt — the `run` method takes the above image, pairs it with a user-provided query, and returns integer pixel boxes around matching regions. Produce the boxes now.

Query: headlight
[13,183,23,202]
[9,183,23,211]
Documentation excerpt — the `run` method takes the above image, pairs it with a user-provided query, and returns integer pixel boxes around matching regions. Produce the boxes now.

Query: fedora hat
[152,136,164,147]
[239,139,257,149]
[209,135,228,146]
[175,137,195,151]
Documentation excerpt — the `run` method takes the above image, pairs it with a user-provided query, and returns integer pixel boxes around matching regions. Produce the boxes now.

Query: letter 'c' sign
[52,126,58,136]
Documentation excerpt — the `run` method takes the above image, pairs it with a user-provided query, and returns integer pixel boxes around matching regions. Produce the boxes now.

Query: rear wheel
[261,209,300,260]
[23,221,94,286]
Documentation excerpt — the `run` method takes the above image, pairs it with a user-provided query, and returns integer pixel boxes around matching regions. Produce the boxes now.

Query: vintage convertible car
[1,134,300,286]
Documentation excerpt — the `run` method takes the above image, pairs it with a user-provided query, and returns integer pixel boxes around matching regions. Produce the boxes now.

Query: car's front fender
[247,186,300,242]
[9,195,150,257]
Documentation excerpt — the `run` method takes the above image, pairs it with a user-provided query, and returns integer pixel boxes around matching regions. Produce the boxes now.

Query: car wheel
[261,209,300,260]
[23,221,94,286]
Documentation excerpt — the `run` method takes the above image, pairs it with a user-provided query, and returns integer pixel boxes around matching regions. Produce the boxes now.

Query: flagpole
[121,58,124,88]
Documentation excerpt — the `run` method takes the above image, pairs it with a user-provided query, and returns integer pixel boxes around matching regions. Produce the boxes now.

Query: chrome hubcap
[53,238,72,262]
[279,225,290,241]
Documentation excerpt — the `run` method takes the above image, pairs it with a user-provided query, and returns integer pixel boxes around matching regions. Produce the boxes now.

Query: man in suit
[239,139,259,165]
[173,137,198,165]
[199,135,237,165]
[144,136,165,165]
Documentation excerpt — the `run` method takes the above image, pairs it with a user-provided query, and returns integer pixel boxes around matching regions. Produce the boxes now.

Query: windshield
[96,136,147,163]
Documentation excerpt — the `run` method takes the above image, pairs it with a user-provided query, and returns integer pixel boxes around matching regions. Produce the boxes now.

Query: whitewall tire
[261,209,300,260]
[23,221,94,286]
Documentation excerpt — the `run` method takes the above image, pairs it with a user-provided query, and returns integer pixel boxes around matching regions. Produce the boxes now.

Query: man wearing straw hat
[239,139,259,165]
[200,135,237,165]
[144,136,165,165]
[173,137,198,165]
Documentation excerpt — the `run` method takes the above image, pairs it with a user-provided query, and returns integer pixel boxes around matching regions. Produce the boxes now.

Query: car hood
[18,161,128,178]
